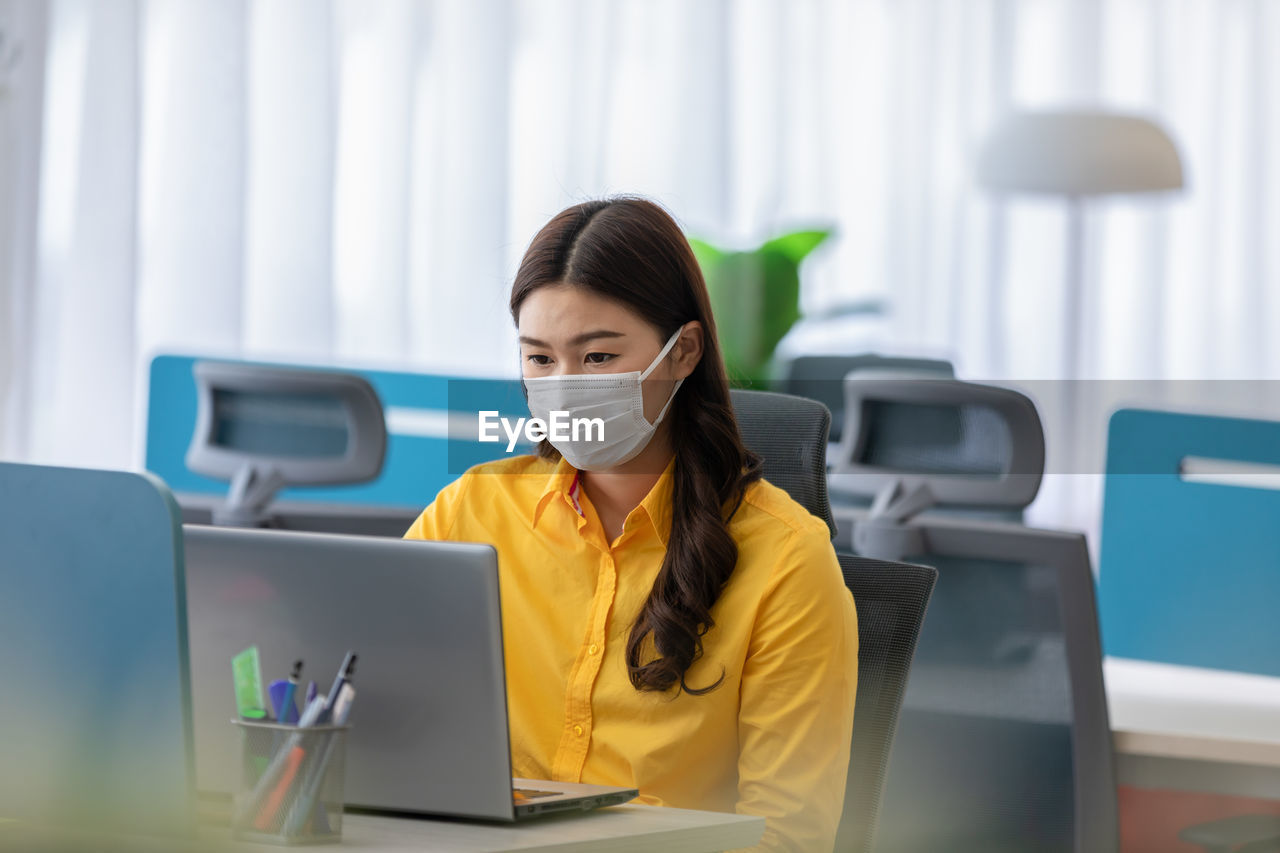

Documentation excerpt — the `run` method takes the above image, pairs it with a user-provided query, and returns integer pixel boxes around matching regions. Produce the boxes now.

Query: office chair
[730,388,837,537]
[829,376,1044,523]
[834,553,937,853]
[184,360,388,528]
[836,515,1118,852]
[729,389,938,851]
[828,374,1121,852]
[778,353,954,439]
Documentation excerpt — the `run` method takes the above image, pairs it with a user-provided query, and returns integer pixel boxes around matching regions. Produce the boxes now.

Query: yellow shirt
[404,454,858,852]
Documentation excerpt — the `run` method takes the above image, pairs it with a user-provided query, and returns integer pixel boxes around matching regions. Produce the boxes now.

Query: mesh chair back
[730,389,836,537]
[838,515,1119,853]
[835,552,937,853]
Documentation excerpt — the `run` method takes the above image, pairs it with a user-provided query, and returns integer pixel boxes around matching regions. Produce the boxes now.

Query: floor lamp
[975,110,1184,379]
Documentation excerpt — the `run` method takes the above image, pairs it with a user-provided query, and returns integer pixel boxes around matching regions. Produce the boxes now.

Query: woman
[405,197,857,852]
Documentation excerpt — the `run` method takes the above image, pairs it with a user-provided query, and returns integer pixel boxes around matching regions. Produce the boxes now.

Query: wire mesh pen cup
[231,719,351,845]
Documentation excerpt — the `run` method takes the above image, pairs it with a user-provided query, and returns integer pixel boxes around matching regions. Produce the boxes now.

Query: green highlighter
[232,646,270,721]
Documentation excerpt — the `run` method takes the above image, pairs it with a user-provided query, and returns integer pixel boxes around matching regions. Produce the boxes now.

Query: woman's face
[517,284,702,424]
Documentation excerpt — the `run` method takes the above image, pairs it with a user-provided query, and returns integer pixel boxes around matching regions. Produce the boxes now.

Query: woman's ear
[671,322,704,380]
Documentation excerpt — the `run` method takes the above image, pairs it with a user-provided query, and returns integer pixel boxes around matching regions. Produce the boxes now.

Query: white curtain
[4,0,1279,542]
[0,0,47,463]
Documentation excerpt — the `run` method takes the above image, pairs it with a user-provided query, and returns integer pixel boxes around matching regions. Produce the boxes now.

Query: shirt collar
[531,456,580,529]
[635,456,676,547]
[529,456,677,547]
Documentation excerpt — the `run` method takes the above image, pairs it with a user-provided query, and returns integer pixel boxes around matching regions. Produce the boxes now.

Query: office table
[178,493,421,538]
[3,805,766,853]
[1106,657,1280,798]
[279,805,763,852]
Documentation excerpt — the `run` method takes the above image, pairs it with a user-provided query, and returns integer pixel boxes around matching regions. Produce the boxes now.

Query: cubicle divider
[1099,408,1280,678]
[0,462,196,835]
[146,354,528,514]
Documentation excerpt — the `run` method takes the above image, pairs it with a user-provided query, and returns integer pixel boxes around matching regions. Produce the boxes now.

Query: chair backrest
[834,509,1118,853]
[780,353,954,438]
[730,388,837,537]
[185,360,389,526]
[147,354,528,512]
[835,553,937,853]
[830,376,1045,516]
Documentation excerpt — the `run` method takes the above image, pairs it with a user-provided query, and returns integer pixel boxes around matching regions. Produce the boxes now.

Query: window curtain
[4,0,1279,542]
[0,0,47,463]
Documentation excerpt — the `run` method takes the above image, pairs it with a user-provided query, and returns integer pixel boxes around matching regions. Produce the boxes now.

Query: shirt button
[588,644,599,656]
[573,724,584,737]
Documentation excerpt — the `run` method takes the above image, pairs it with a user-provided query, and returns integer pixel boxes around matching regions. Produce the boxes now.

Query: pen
[318,652,357,724]
[281,683,358,836]
[305,681,318,706]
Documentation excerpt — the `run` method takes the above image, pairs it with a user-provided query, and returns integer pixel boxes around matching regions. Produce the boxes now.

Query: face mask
[523,327,685,471]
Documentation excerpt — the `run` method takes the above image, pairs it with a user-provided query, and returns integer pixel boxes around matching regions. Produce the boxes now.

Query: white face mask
[523,328,685,471]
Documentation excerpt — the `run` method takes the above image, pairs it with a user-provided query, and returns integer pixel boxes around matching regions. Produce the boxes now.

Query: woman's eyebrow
[518,330,626,348]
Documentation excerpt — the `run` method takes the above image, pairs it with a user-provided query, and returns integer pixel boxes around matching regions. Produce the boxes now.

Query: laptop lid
[182,526,517,821]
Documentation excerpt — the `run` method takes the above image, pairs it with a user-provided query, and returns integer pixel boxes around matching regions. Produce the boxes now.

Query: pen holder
[231,719,351,846]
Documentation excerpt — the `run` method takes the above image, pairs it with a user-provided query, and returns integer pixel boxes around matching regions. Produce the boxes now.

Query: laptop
[182,525,638,821]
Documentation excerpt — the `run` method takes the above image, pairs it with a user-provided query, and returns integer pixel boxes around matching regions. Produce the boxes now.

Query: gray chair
[829,374,1122,852]
[779,353,954,439]
[183,360,389,530]
[730,388,937,852]
[835,553,937,853]
[836,510,1119,853]
[829,376,1045,522]
[730,388,837,537]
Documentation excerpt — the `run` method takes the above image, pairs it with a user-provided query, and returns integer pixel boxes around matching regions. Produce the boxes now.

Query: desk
[178,493,420,538]
[1106,657,1280,798]
[3,805,765,853]
[282,806,763,852]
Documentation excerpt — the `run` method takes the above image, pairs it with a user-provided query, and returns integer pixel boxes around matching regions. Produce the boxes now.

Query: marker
[268,660,304,724]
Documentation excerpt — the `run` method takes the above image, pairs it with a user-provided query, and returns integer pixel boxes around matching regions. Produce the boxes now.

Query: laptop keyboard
[513,788,562,804]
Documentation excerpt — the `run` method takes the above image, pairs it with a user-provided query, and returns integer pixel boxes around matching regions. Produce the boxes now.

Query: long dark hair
[510,197,762,695]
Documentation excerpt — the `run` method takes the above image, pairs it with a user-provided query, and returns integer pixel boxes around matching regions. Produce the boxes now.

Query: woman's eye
[526,354,552,366]
[585,352,617,365]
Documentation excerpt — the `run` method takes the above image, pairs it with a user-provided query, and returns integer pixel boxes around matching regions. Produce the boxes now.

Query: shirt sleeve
[402,473,470,541]
[731,526,859,853]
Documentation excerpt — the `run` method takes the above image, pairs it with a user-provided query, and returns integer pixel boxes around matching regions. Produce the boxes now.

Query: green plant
[688,229,832,387]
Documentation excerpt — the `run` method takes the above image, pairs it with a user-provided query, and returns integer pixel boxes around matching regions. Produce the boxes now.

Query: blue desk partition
[1098,408,1280,677]
[146,354,527,510]
[0,462,195,835]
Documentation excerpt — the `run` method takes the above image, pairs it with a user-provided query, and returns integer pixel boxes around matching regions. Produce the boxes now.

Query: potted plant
[688,229,833,388]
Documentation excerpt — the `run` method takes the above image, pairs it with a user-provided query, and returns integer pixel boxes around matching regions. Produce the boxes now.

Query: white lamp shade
[976,110,1185,196]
